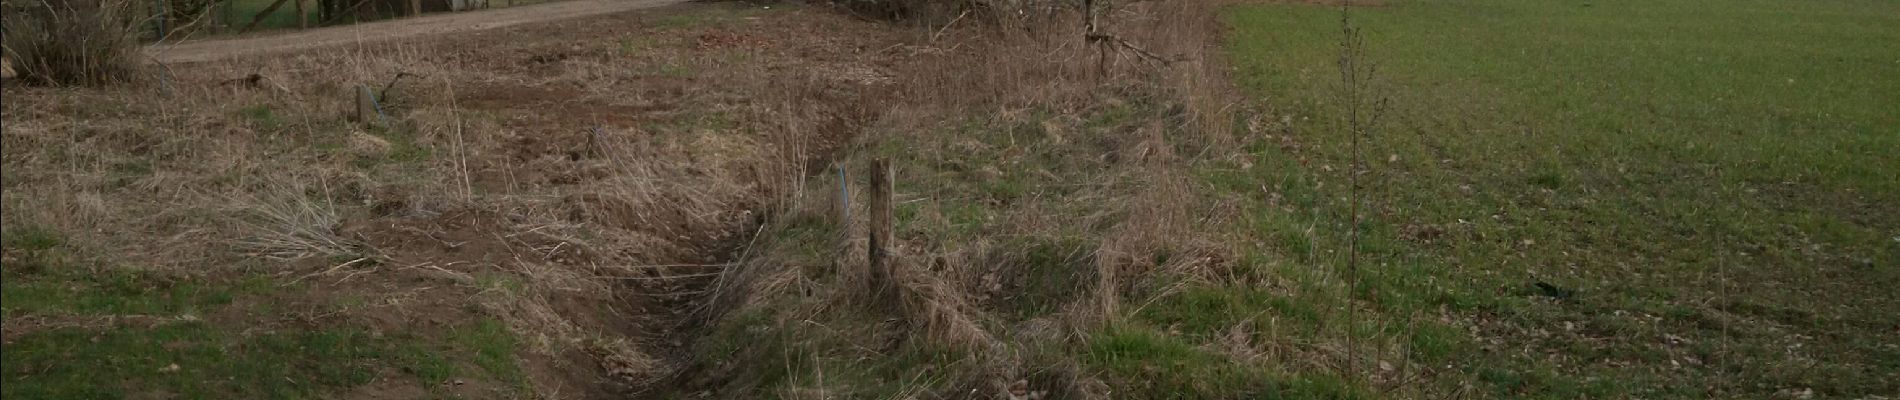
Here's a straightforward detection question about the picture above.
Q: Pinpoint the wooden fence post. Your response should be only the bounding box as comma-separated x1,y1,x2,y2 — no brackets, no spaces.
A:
354,85,377,125
867,158,894,298
296,0,307,28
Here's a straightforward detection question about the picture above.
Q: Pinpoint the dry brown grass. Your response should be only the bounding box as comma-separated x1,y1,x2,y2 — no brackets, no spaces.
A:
676,0,1265,397
1,43,449,270
2,0,148,85
3,0,1276,396
888,0,1243,349
3,4,912,397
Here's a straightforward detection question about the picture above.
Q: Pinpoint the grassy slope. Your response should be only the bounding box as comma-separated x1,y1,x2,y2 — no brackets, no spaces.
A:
679,1,1898,398
7,4,871,398
1,227,525,399
1221,0,1899,397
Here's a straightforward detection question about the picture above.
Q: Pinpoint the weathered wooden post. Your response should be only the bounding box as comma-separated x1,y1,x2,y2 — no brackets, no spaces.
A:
867,158,894,298
296,0,307,28
408,0,421,17
354,85,377,125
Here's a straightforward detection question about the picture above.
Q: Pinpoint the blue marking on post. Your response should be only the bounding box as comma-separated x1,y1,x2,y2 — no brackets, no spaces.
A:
364,84,389,125
839,165,849,222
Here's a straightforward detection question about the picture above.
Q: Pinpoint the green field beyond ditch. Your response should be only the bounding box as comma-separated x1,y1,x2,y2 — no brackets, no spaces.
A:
1218,0,1898,397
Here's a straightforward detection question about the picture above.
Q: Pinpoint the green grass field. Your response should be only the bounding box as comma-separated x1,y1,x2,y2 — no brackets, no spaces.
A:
1217,0,1899,397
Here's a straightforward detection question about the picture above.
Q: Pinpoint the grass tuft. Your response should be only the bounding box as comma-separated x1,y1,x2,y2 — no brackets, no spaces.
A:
1,0,145,86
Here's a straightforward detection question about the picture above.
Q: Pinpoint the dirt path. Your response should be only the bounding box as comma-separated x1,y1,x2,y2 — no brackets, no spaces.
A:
146,0,684,64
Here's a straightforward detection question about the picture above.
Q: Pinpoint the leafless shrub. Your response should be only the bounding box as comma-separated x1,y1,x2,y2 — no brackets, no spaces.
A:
1,0,146,86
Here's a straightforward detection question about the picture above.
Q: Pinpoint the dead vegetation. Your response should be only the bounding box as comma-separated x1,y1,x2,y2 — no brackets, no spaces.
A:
2,3,898,397
667,0,1281,397
1,0,147,85
2,0,1382,397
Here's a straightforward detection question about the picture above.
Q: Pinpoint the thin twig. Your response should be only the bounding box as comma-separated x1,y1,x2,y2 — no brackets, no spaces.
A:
1339,0,1367,384
930,10,971,43
443,75,474,201
601,271,726,281
286,256,371,285
379,71,421,96
601,263,738,269
1089,32,1172,66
